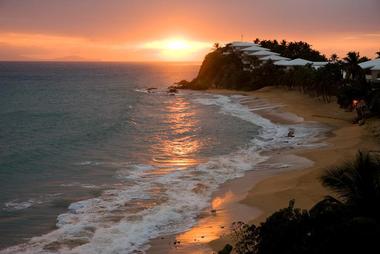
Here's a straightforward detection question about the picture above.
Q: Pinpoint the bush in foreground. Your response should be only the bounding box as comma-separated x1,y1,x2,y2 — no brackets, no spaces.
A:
224,151,380,254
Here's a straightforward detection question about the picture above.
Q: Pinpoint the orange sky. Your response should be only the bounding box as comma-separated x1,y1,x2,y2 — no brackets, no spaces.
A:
0,0,379,61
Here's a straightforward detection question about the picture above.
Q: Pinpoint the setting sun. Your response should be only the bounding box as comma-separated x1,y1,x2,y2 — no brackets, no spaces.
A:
141,38,211,61
166,39,189,50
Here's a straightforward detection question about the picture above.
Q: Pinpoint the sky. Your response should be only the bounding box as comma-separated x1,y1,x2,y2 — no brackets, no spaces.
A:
0,0,379,62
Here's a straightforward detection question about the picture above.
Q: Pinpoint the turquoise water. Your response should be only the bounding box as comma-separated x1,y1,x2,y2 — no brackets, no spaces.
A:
0,62,260,251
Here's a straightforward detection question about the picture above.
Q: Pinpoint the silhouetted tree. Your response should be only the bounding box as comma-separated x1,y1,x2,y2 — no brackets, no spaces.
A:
315,63,343,102
259,40,326,61
329,53,339,63
213,42,221,50
320,151,380,218
225,152,380,254
343,52,367,81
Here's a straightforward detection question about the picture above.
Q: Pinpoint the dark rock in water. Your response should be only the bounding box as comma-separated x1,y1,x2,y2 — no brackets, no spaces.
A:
146,87,157,93
168,87,178,93
174,80,191,88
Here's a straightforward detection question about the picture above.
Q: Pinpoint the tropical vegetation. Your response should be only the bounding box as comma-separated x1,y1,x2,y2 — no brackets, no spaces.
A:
221,151,380,254
176,39,380,116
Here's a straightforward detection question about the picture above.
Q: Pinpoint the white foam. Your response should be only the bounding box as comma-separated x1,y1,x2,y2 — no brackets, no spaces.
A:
2,194,63,212
59,182,100,189
1,94,328,254
193,94,326,150
3,200,34,211
75,161,103,166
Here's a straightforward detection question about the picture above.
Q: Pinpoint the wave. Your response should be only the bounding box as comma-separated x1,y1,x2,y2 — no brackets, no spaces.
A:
193,94,326,150
0,94,328,253
2,194,63,212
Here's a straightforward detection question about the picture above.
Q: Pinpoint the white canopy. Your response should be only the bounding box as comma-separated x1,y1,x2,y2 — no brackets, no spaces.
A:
312,62,328,66
242,45,269,52
259,55,290,61
275,58,313,66
359,58,380,69
248,50,277,57
371,63,380,71
230,41,258,48
274,60,290,66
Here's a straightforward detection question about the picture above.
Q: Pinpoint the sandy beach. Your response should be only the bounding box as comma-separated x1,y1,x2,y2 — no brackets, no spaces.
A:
148,86,380,253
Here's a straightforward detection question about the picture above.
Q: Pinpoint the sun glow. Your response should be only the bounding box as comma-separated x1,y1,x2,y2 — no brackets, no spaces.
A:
166,39,190,50
141,38,211,61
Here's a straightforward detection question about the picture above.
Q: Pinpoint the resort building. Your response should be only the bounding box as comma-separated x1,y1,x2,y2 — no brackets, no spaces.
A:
275,58,312,66
230,41,259,50
226,41,328,72
259,55,290,62
241,45,270,53
359,58,380,82
274,58,328,70
248,50,279,57
312,62,329,70
274,58,311,70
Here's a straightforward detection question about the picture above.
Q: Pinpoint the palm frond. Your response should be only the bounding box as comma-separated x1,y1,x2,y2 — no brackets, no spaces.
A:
320,151,380,214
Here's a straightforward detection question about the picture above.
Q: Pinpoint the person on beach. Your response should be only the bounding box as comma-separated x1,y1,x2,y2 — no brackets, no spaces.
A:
287,128,295,138
352,99,368,125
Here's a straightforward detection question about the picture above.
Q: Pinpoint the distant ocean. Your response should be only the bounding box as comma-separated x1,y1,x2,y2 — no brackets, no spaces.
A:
0,62,324,253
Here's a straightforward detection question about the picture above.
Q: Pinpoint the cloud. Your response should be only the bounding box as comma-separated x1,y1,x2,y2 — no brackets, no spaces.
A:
0,1,378,60
0,32,211,61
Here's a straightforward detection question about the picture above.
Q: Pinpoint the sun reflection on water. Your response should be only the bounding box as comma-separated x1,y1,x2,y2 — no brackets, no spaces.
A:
149,96,202,172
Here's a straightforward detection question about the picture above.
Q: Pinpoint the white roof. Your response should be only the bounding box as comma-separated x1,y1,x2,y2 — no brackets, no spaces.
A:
259,55,290,61
274,60,290,66
275,58,313,66
242,45,269,52
248,50,277,56
313,62,328,66
230,41,258,47
371,63,380,71
359,58,380,69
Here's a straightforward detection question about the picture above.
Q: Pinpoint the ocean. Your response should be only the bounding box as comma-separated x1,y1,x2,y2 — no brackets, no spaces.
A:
0,62,324,253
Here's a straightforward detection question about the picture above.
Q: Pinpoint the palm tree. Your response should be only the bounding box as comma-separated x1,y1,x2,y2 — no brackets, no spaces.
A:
213,42,221,50
343,52,367,81
320,151,380,218
330,53,339,63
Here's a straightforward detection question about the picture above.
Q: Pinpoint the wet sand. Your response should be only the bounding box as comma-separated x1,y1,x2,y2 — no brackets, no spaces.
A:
148,87,380,253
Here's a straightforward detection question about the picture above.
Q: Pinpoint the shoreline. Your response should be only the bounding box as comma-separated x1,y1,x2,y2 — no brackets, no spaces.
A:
210,87,380,251
147,153,314,253
148,86,376,253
